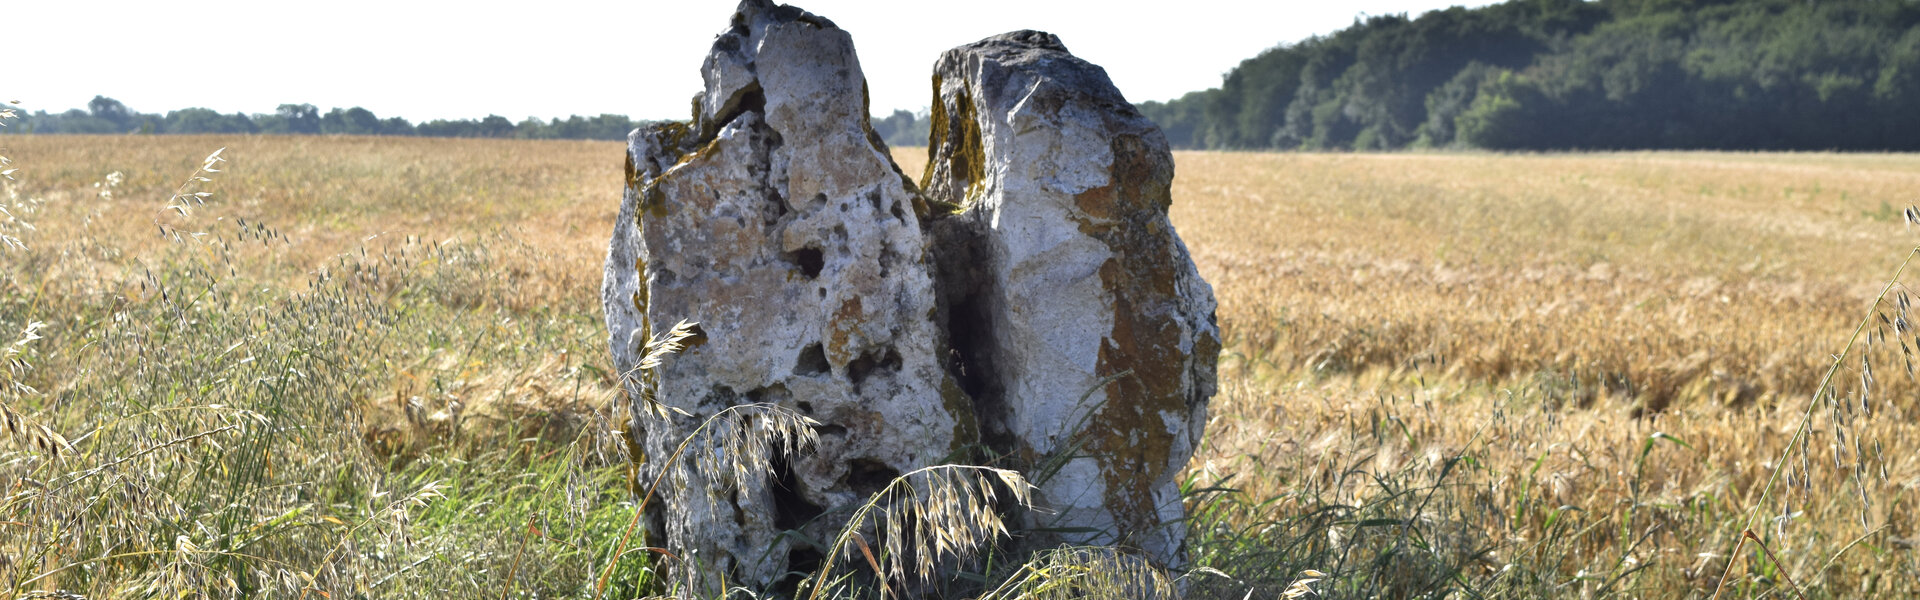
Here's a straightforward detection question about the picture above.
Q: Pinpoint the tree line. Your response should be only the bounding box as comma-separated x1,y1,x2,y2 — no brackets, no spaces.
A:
0,97,651,140
1,97,947,148
1137,0,1920,151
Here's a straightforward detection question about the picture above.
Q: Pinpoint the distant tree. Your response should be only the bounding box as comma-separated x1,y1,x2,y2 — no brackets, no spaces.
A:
87,96,133,131
1454,68,1552,149
276,103,321,134
1416,61,1501,147
321,107,384,135
587,114,641,140
163,108,257,134
380,117,414,136
516,116,553,139
1138,91,1210,148
478,115,514,138
416,119,479,138
49,108,118,134
869,109,930,147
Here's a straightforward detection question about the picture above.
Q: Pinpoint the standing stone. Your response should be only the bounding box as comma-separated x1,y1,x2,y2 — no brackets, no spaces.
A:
604,3,1221,592
602,0,973,590
922,30,1221,566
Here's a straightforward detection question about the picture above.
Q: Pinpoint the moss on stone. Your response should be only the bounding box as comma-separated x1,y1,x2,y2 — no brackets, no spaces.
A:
639,183,669,218
624,148,640,192
924,74,988,211
923,74,948,188
939,373,981,453
924,197,966,216
950,88,986,205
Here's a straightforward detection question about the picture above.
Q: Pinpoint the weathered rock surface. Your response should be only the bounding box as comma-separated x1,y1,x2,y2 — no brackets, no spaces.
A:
923,30,1220,565
603,2,1218,591
603,0,972,589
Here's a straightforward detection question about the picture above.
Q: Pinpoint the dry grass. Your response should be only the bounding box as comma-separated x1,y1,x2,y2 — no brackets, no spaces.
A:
1171,152,1920,409
1157,150,1920,597
1,137,1914,597
3,135,624,453
0,135,637,597
2,135,615,306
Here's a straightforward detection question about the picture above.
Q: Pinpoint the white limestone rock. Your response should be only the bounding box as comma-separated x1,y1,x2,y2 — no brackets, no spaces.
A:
922,30,1222,567
602,0,973,590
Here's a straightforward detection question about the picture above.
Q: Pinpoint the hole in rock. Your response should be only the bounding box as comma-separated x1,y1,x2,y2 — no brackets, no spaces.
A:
846,458,902,499
793,343,830,376
890,200,906,222
846,345,902,386
709,83,765,134
944,297,995,398
652,268,677,286
770,452,826,596
796,401,814,414
747,383,790,404
682,323,709,348
708,384,740,405
813,423,847,436
772,455,826,530
789,247,825,279
774,547,825,596
763,188,787,225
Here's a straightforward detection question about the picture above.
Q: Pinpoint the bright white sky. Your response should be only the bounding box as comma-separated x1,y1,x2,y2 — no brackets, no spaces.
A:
9,0,1498,122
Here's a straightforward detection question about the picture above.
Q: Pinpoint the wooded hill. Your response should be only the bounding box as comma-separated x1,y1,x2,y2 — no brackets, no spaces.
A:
1138,0,1920,151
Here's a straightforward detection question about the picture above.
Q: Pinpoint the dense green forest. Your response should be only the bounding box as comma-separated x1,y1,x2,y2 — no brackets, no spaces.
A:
0,98,649,140
1137,0,1920,151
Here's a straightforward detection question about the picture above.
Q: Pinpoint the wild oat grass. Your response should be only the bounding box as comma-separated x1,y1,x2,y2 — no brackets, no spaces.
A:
804,465,1034,598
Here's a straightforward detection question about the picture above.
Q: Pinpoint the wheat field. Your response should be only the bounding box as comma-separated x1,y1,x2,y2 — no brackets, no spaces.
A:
1,135,1915,597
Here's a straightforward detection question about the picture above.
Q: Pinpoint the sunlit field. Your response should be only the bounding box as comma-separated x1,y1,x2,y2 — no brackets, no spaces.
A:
1,135,1915,597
